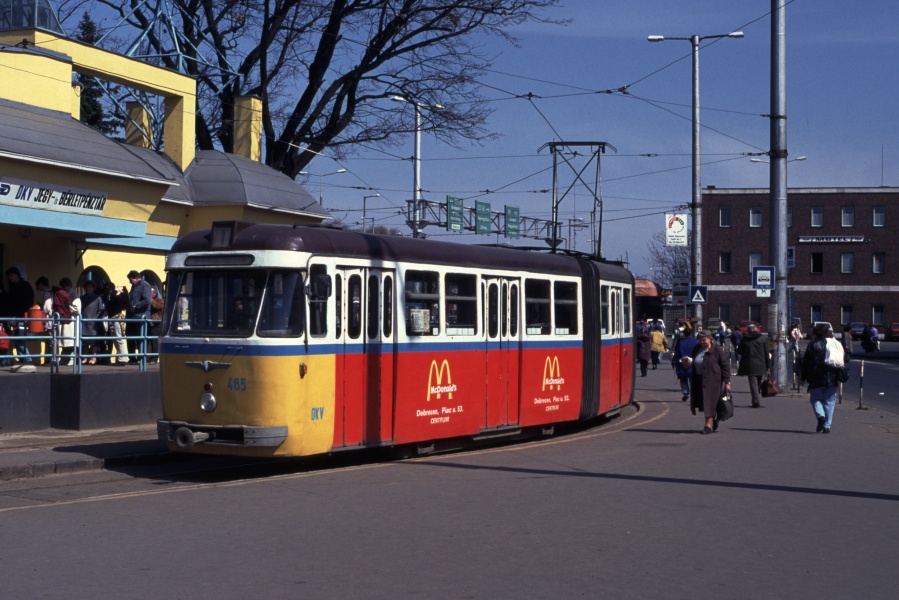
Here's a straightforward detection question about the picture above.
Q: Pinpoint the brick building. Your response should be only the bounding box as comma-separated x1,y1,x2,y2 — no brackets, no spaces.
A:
702,186,898,332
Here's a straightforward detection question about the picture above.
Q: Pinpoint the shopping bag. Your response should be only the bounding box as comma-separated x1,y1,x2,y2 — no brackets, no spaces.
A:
761,378,779,397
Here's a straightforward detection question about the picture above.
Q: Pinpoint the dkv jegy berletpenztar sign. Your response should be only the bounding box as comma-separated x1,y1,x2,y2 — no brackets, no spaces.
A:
0,177,108,216
665,213,688,247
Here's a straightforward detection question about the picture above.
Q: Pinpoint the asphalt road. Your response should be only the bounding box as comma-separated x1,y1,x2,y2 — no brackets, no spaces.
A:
1,369,898,599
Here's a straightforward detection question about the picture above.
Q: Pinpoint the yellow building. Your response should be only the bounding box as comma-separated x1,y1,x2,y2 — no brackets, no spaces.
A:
0,7,327,295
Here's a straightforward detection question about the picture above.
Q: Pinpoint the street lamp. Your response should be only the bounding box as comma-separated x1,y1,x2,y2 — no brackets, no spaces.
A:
363,193,381,233
750,156,806,164
298,168,347,207
391,95,443,238
648,30,744,321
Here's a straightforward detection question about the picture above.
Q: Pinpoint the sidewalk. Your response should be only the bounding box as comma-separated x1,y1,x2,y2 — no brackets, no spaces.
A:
1,357,897,482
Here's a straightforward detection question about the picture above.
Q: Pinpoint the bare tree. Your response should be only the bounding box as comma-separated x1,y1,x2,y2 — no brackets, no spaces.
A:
62,0,563,179
645,230,690,288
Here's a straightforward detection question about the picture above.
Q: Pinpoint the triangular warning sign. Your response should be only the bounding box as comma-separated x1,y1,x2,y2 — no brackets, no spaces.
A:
692,289,706,303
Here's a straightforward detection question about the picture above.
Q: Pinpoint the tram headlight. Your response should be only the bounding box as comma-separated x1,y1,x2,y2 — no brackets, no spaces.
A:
200,392,217,412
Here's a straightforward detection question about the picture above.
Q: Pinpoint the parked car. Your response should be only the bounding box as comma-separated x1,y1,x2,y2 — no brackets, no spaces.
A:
887,322,899,341
848,322,866,340
737,320,760,334
807,321,833,338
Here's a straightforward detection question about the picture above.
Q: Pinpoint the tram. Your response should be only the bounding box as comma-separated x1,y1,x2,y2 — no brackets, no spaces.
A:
157,221,635,457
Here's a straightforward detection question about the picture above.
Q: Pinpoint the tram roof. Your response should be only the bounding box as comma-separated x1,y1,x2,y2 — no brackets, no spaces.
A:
172,221,632,280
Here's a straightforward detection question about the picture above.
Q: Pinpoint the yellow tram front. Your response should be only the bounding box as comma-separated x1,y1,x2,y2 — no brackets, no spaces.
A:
157,228,337,457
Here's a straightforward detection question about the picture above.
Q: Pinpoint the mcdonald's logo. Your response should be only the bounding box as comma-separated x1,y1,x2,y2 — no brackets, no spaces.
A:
542,356,565,391
427,359,457,401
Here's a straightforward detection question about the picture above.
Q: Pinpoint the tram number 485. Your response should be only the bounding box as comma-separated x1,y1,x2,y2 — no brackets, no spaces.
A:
227,377,248,392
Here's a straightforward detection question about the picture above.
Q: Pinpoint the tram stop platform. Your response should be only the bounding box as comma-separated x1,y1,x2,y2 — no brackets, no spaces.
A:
1,350,897,482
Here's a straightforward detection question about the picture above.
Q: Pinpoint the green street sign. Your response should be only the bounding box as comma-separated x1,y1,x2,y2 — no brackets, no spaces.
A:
476,201,491,235
504,205,520,239
447,196,463,232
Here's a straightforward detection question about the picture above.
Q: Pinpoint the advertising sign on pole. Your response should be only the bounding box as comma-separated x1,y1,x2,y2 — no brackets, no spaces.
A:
665,213,688,247
671,273,690,306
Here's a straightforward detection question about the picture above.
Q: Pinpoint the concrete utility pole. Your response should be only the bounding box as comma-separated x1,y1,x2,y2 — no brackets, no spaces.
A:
769,0,789,388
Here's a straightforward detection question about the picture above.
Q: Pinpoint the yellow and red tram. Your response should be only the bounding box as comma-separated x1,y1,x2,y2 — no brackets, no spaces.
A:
157,221,635,457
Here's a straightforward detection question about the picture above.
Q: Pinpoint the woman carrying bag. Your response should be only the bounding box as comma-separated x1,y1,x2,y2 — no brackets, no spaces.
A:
685,330,732,435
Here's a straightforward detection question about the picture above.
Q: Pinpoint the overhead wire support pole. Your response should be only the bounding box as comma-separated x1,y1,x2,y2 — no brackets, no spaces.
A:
769,0,789,389
538,141,616,256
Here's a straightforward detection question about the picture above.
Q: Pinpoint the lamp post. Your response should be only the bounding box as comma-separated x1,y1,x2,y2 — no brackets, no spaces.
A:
391,95,442,238
298,168,347,207
648,30,744,321
363,193,381,233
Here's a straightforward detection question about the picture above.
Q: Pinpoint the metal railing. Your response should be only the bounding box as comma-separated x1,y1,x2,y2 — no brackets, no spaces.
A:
3,314,160,373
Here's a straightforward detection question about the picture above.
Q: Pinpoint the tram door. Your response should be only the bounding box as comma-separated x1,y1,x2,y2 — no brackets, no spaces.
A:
599,284,626,411
484,278,521,428
336,268,395,446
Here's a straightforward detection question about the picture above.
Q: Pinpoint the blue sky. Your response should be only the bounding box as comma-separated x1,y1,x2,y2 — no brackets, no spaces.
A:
313,1,899,277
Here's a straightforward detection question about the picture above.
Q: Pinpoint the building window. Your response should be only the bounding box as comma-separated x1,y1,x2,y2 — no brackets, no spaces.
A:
811,252,823,274
719,253,732,274
787,246,795,271
719,304,731,324
873,305,884,327
841,253,854,274
748,252,762,273
873,252,885,274
748,304,761,323
873,206,886,227
841,206,855,227
811,304,823,323
840,305,853,326
719,206,732,228
787,206,793,228
811,207,823,227
749,207,763,228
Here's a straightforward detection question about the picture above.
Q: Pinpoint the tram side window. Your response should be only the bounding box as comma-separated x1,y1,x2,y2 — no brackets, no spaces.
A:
258,270,305,337
348,274,362,339
367,275,380,339
554,281,579,335
383,276,393,338
404,270,440,336
600,285,610,335
308,264,330,338
445,273,477,336
623,288,632,334
525,278,551,335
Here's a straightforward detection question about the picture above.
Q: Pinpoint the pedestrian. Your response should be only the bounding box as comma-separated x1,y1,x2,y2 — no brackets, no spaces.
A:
126,270,152,362
5,266,35,371
79,281,103,365
840,324,853,362
861,324,876,353
636,327,652,377
671,325,698,403
686,330,731,434
104,282,129,365
650,324,668,369
788,323,802,356
737,322,770,408
730,327,743,364
800,323,842,434
869,324,880,352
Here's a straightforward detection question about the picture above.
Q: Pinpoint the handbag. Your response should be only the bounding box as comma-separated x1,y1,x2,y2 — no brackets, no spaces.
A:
716,390,734,421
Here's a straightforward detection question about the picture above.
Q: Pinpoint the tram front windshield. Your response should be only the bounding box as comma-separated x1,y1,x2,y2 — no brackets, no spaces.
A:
165,270,306,338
